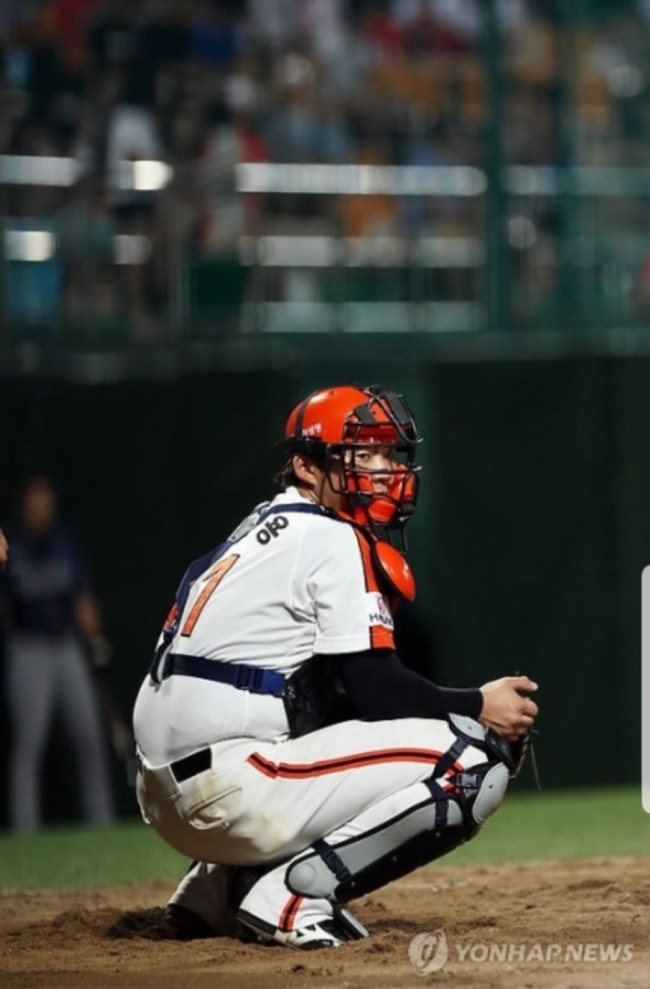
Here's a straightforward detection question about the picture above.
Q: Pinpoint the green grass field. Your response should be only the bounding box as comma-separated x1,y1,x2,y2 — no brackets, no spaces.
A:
0,785,647,892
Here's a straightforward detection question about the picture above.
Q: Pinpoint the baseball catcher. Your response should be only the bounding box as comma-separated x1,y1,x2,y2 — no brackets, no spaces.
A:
133,385,538,949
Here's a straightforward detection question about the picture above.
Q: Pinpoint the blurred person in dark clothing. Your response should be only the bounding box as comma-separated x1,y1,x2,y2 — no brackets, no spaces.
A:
0,477,115,833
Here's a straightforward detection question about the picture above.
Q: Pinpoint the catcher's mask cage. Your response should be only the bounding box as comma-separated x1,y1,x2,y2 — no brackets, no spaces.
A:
277,385,421,535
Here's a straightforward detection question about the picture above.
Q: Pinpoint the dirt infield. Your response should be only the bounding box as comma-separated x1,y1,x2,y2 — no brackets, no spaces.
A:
1,857,648,989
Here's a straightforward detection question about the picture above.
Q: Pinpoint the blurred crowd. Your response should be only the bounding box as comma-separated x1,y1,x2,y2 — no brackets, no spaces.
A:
0,0,559,170
1,0,649,333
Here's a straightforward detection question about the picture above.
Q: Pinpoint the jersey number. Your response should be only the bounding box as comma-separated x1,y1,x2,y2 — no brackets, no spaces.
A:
180,554,239,637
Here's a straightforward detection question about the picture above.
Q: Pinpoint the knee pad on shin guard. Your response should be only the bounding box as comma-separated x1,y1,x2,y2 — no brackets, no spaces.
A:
287,759,509,904
447,714,518,774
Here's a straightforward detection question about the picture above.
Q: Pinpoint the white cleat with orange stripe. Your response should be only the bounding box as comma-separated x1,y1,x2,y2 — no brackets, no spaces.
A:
237,905,369,950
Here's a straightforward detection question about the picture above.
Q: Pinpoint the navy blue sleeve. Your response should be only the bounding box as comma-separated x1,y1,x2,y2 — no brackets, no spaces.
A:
331,649,483,721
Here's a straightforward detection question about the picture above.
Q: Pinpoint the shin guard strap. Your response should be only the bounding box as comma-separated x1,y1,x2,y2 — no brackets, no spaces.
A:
313,839,352,884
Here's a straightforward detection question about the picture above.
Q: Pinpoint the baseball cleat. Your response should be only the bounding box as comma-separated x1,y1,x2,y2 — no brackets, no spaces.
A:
165,862,265,940
164,902,260,941
164,903,221,940
236,905,369,950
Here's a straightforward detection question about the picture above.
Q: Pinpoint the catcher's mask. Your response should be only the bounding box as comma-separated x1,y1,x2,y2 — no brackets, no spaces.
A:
277,385,421,533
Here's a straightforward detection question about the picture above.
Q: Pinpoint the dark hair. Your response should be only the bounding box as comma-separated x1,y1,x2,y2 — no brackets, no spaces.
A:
274,459,299,490
274,445,328,490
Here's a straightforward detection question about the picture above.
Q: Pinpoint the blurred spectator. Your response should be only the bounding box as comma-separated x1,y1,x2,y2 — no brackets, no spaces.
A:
264,53,321,162
48,0,95,69
360,4,403,57
340,138,398,238
635,248,650,317
265,52,354,163
189,1,240,69
87,0,140,83
199,77,271,252
0,529,8,570
0,1,24,43
247,0,299,51
398,110,475,236
394,0,528,51
53,173,117,321
9,9,64,127
395,0,482,53
104,99,162,330
1,477,116,833
300,0,348,69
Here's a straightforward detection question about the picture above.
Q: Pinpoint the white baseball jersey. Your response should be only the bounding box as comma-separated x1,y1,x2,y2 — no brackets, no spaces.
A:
133,487,395,765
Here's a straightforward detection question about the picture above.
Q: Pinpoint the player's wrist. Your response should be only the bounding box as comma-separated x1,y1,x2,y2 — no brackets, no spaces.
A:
438,686,483,720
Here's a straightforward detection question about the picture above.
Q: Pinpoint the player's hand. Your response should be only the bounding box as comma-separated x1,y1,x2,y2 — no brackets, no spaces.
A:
478,675,538,741
0,529,8,570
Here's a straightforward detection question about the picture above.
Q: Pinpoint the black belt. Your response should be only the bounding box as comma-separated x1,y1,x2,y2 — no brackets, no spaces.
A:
170,747,212,783
161,652,285,697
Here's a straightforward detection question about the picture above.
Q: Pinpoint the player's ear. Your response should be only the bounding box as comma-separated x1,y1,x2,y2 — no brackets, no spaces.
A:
292,454,319,488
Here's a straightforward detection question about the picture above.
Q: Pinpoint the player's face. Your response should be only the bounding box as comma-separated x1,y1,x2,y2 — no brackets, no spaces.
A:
293,445,398,511
348,446,396,493
320,445,397,510
21,480,58,534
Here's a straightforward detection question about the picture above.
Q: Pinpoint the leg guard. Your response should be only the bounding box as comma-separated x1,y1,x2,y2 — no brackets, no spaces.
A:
287,720,510,904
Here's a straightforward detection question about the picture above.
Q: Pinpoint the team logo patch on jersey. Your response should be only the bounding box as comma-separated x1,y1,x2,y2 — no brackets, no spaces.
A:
366,591,394,629
257,515,289,544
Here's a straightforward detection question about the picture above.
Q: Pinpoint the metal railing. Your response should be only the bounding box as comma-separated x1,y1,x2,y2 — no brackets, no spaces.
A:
2,157,650,345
